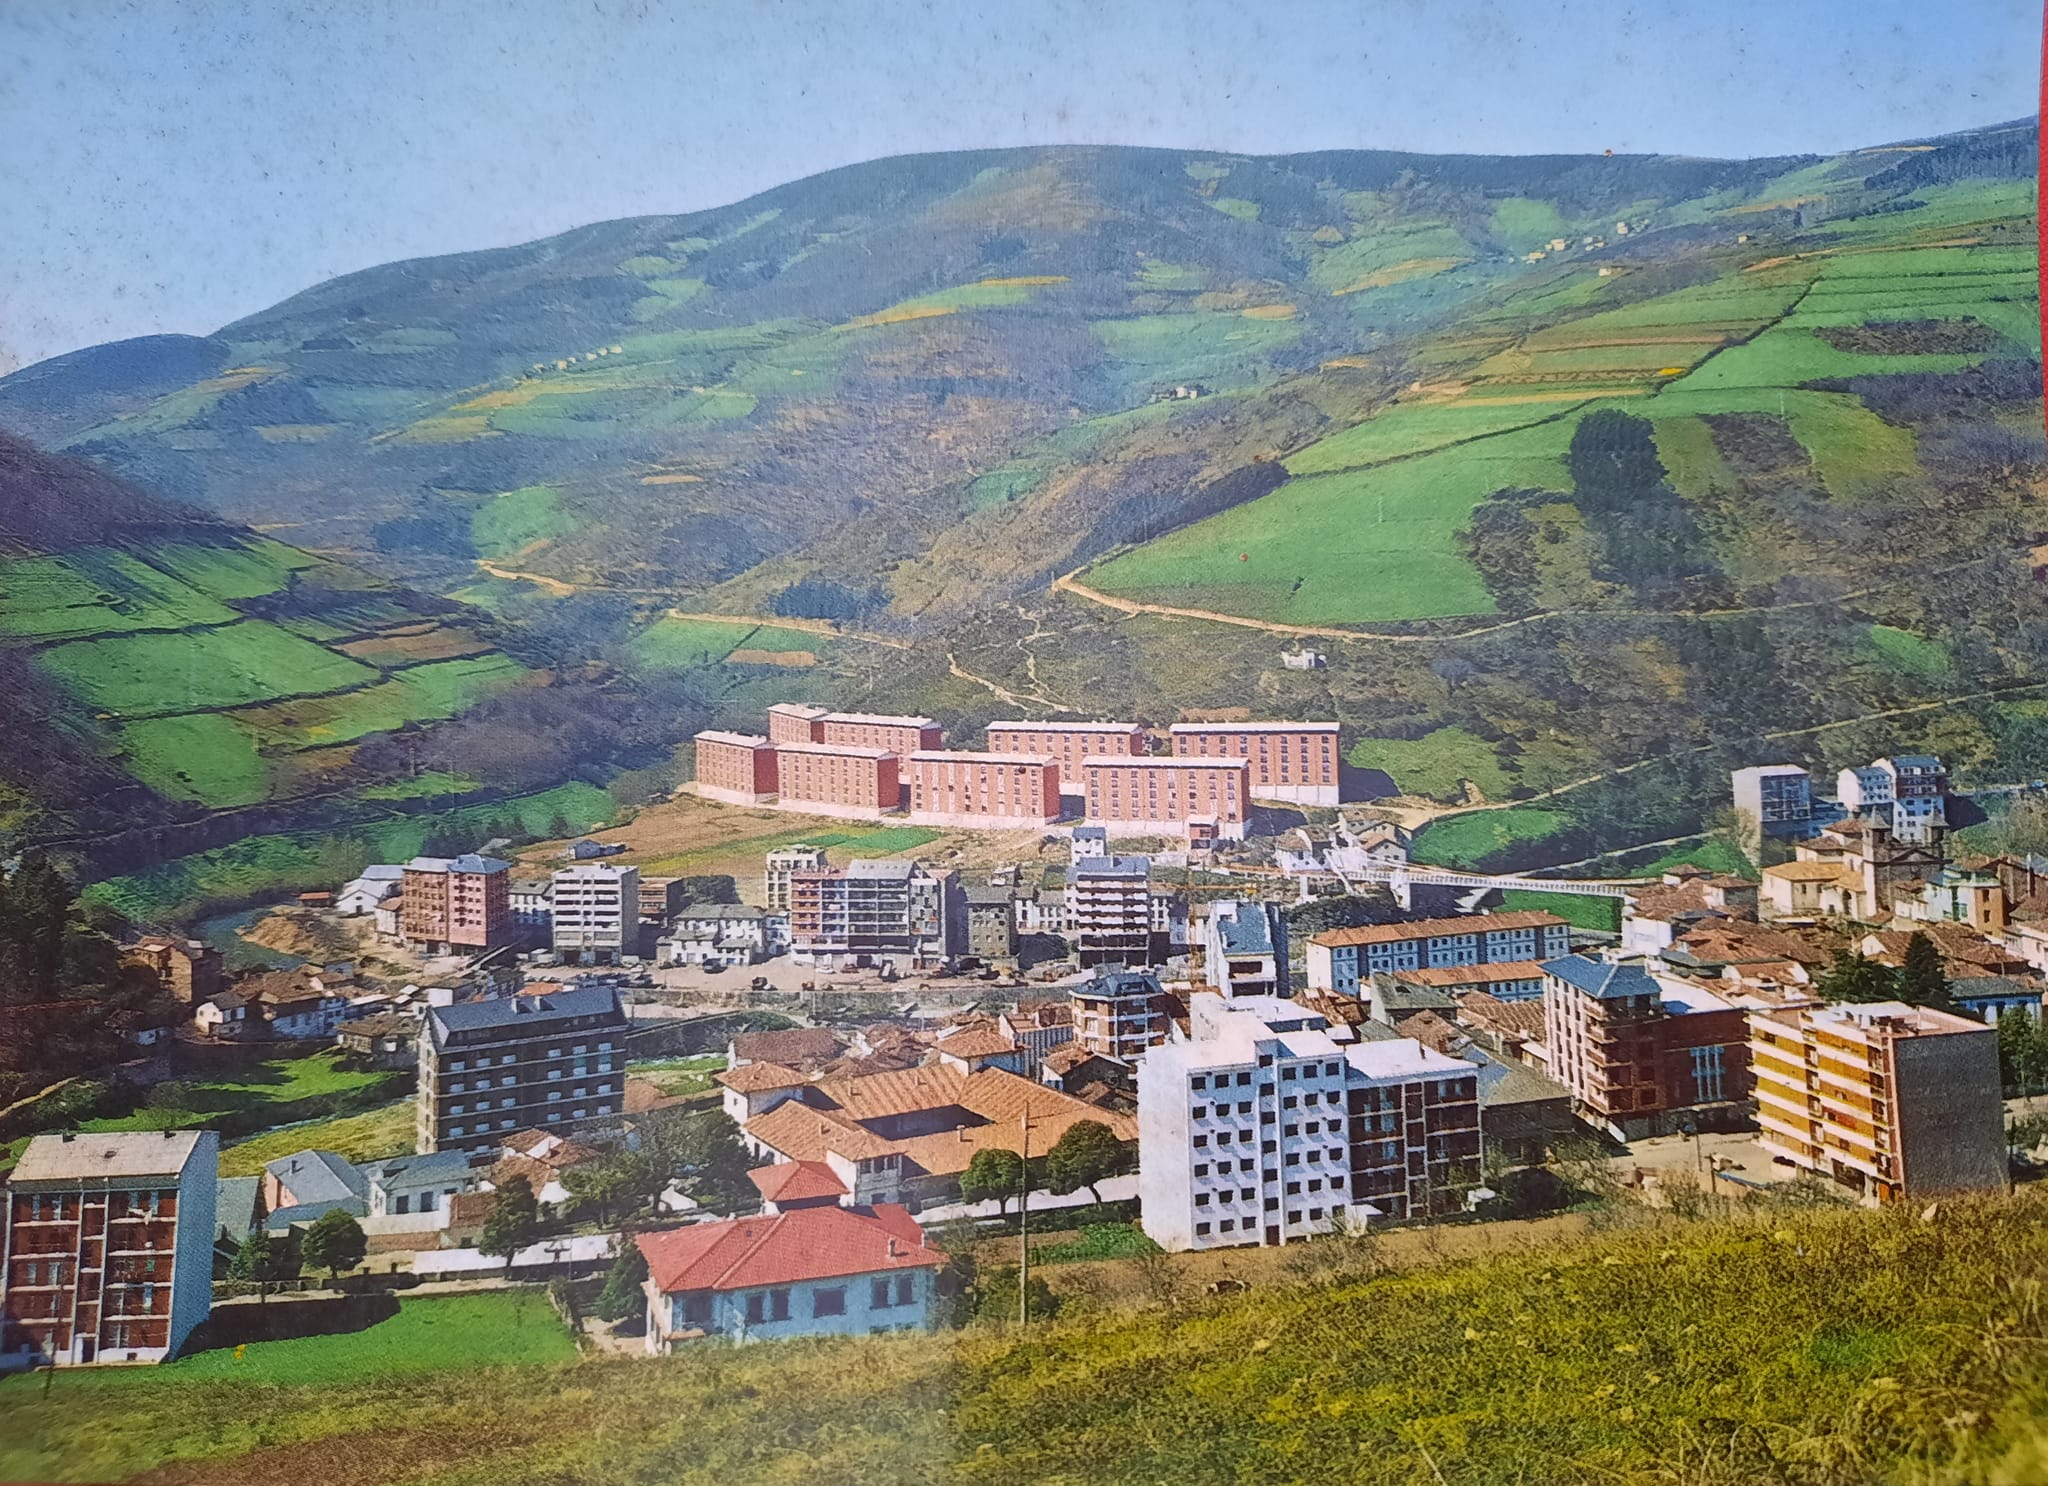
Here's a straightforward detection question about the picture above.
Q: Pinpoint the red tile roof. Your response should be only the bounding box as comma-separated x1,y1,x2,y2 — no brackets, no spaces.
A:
716,1061,811,1094
747,1160,847,1203
636,1203,942,1294
934,1029,1019,1059
732,1027,847,1071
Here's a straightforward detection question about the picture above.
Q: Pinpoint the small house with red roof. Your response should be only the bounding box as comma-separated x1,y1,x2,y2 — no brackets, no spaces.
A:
635,1200,946,1350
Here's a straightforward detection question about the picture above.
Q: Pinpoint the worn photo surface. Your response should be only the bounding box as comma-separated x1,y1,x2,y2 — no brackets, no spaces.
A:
2,2,2047,1482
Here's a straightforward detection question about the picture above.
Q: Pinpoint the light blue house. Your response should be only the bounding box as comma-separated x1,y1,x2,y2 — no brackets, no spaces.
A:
636,1194,946,1350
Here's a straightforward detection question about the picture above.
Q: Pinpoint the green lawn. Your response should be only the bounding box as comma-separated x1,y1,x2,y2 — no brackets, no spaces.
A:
37,621,378,717
1495,888,1620,934
1410,806,1573,869
1346,727,1510,802
219,1097,419,1177
4,1293,571,1406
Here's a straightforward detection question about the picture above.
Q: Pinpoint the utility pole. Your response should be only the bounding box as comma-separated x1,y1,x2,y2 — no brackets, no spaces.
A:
1018,1112,1031,1325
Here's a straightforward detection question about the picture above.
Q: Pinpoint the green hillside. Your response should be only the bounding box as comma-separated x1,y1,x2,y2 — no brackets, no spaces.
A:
9,1195,2048,1485
0,122,2039,890
0,433,561,867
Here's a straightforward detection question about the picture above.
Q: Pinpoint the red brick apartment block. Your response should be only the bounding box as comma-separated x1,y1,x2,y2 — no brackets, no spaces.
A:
817,711,944,754
906,751,1062,828
694,730,781,805
775,742,902,818
985,721,1149,782
1080,756,1250,838
767,703,831,744
1169,721,1341,806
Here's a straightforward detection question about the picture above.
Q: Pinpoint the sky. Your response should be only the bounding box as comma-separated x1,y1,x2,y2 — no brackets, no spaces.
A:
1,0,2038,372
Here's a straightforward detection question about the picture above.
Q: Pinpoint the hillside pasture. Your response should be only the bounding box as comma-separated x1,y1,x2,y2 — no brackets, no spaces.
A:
632,617,765,670
230,654,525,749
1345,726,1511,802
1283,398,1583,477
36,622,378,717
141,537,318,600
82,780,614,922
0,549,237,639
470,485,576,560
1090,311,1302,396
1087,417,1576,624
1410,806,1573,868
332,623,496,667
118,713,271,806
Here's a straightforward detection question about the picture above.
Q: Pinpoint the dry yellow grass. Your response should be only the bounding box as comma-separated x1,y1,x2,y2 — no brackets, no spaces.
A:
1320,355,1373,369
1241,304,1297,319
640,472,705,485
1332,256,1466,296
977,275,1069,287
387,415,495,445
838,304,958,331
724,648,817,667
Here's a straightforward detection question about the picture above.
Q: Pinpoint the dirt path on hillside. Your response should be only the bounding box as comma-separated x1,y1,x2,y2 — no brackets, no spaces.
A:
947,650,1073,712
661,609,914,651
473,558,577,596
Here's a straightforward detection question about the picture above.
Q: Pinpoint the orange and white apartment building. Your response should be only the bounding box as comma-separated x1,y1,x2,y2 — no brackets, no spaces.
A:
1080,756,1251,839
904,751,1062,829
985,721,1149,783
774,742,902,820
694,731,781,806
1169,721,1341,806
1,1131,219,1368
1749,999,2007,1205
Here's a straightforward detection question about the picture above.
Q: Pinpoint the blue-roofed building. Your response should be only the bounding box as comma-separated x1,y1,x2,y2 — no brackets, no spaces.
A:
1541,954,1752,1140
1202,900,1288,998
360,1149,486,1222
417,985,628,1153
260,1149,367,1232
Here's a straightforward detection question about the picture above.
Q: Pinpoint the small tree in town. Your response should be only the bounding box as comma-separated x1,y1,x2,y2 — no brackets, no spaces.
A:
228,1226,290,1303
480,1175,542,1276
563,1151,648,1226
593,1239,650,1324
1817,950,1899,1004
299,1209,367,1283
1045,1120,1122,1203
959,1148,1027,1214
1896,931,1954,1010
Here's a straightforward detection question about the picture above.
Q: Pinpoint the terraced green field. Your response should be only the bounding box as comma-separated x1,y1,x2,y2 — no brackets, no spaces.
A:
1090,311,1303,395
117,713,272,806
0,549,237,639
37,622,378,716
470,485,576,560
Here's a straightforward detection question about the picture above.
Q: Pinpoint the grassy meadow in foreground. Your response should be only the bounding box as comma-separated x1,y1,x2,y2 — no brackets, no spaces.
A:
10,1195,2048,1484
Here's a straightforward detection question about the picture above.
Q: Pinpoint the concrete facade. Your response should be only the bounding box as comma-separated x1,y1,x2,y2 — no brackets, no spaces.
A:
986,721,1148,783
1750,999,2006,1204
416,985,627,1154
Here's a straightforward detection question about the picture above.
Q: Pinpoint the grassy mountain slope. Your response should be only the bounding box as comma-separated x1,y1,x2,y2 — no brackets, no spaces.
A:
1,123,2040,890
0,432,545,854
9,1195,2048,1485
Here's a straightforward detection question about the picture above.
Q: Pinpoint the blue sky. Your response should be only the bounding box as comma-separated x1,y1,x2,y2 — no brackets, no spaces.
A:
1,0,2037,371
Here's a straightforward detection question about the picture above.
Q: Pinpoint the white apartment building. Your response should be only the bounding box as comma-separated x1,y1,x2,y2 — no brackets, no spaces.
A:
765,846,829,914
1137,995,1480,1252
551,864,641,965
